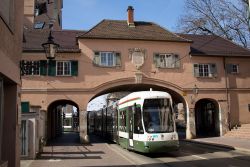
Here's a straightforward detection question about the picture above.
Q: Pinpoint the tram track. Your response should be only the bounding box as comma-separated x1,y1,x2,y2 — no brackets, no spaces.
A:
107,143,169,167
106,140,250,167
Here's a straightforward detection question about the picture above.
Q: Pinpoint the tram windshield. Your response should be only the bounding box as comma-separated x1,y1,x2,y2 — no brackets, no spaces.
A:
143,98,174,133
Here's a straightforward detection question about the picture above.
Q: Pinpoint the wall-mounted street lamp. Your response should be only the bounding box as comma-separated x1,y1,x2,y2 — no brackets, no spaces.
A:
42,30,59,60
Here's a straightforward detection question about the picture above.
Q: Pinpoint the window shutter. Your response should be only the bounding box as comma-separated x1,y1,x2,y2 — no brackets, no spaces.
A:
71,60,78,76
153,53,160,67
174,54,180,68
93,52,100,65
115,52,121,66
20,60,25,76
235,65,239,73
21,102,30,113
226,64,233,73
210,63,217,77
28,61,32,75
48,60,56,76
193,64,199,77
40,60,47,76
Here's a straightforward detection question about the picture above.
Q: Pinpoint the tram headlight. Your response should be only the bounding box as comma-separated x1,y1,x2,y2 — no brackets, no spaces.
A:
147,135,155,141
171,133,178,140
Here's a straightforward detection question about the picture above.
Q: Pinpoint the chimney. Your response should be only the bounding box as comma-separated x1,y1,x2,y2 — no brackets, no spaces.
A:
127,6,135,27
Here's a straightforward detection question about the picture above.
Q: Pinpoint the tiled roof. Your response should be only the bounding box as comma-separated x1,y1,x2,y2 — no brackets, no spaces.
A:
78,19,191,43
179,34,250,57
23,24,250,57
23,30,85,53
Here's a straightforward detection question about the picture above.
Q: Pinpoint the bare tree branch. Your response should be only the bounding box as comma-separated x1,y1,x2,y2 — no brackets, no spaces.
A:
177,0,250,48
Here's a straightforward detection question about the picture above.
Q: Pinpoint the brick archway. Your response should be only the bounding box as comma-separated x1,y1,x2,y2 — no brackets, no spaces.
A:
84,77,191,141
195,98,220,137
47,99,80,141
88,77,185,102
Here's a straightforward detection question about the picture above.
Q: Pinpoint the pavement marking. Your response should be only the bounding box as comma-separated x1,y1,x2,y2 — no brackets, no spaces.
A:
181,150,208,160
191,155,208,160
48,159,62,162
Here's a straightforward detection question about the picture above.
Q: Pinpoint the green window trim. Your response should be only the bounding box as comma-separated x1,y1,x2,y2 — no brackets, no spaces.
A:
21,60,79,77
21,102,30,113
48,60,56,76
71,60,78,76
40,60,47,76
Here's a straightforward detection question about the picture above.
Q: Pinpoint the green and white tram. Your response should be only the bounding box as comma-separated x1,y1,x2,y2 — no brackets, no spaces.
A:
117,91,179,153
88,90,179,153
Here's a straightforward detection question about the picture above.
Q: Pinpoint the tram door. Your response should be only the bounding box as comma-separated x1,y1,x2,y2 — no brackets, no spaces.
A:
128,106,134,147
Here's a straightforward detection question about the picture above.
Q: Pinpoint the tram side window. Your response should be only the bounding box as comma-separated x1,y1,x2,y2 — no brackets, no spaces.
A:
134,106,143,134
119,110,126,132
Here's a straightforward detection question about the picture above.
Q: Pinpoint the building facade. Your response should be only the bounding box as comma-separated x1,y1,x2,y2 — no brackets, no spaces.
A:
20,0,63,159
21,6,250,145
0,0,24,166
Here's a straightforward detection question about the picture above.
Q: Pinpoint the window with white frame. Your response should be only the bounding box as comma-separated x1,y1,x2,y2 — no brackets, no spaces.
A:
100,52,115,66
20,60,40,76
199,64,209,77
93,51,121,67
226,64,239,74
194,63,217,78
56,61,71,76
154,53,180,68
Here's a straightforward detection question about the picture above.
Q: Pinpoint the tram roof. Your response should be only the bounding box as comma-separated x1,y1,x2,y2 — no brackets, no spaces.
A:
119,91,171,105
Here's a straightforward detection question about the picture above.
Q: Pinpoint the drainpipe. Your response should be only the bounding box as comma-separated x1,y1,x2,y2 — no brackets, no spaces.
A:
223,57,230,130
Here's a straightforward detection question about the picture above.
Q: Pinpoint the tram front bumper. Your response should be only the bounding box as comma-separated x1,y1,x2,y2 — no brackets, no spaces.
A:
142,140,179,153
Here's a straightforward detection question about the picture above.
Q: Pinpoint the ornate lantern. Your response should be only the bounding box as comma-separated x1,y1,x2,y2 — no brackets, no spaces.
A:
42,31,59,59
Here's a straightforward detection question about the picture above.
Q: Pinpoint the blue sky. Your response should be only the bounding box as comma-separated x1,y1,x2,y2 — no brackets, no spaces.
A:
62,0,185,32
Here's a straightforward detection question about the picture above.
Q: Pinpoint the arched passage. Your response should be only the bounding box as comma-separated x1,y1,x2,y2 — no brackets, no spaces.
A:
195,99,220,137
87,80,189,139
47,99,80,141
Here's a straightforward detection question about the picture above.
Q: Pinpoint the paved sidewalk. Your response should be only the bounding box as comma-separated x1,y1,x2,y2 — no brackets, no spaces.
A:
185,136,250,154
21,133,135,167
